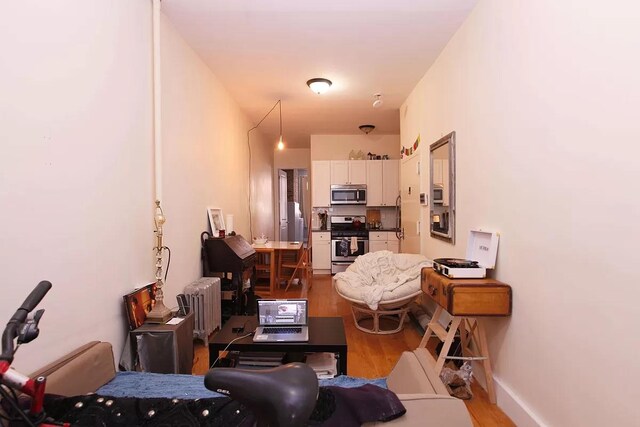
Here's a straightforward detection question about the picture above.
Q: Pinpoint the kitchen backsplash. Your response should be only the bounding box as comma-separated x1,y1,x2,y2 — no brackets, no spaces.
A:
311,206,398,229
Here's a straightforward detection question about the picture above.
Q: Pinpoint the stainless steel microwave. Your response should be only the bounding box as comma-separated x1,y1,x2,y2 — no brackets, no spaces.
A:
330,184,367,205
433,186,444,204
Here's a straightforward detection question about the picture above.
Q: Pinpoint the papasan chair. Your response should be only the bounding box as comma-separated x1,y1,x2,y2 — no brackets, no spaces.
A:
333,251,432,334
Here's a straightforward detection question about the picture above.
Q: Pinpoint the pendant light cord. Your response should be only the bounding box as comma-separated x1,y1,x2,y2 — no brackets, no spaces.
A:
247,100,281,240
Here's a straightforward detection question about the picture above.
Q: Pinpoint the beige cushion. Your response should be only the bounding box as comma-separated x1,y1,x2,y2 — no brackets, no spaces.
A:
381,350,473,427
365,394,473,426
30,341,115,396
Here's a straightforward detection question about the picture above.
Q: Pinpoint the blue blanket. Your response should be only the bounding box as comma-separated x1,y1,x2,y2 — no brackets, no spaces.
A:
97,371,387,399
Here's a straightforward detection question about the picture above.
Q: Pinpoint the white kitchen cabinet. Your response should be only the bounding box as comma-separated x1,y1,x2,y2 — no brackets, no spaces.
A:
366,160,383,206
382,160,400,206
312,232,331,271
312,160,331,207
366,159,399,207
368,231,399,253
348,161,367,184
387,234,400,254
369,240,387,253
330,160,366,185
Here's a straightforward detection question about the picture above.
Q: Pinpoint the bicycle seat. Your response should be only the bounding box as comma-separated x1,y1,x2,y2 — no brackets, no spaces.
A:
204,362,319,427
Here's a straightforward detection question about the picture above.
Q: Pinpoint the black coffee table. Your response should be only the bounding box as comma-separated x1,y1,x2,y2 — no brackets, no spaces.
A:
209,316,348,375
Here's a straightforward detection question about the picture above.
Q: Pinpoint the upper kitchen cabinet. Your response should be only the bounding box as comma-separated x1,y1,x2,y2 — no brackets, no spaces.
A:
312,160,331,207
366,161,383,206
366,160,399,206
330,160,366,185
382,160,400,206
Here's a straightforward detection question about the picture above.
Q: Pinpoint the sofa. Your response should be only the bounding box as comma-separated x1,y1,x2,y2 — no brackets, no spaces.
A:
30,341,472,426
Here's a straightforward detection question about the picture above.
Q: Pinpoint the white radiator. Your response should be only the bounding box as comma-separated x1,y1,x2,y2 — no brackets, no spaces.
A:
184,277,221,341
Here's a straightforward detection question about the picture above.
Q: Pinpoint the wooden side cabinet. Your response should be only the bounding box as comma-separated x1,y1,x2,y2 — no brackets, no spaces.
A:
419,267,512,404
421,268,511,316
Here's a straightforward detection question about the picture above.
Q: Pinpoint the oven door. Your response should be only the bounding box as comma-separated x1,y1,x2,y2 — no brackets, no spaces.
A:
331,238,369,262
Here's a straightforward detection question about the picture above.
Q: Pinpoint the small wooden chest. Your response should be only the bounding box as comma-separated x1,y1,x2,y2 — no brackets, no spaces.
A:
421,267,512,316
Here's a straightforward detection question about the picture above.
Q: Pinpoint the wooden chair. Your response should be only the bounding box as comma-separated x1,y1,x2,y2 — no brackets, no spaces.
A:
280,225,313,292
254,249,276,295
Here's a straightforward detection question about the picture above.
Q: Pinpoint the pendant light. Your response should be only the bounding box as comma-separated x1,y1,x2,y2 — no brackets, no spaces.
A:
277,101,284,150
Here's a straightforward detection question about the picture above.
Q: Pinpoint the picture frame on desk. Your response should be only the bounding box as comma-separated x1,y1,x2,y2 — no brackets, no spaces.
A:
123,283,157,330
207,207,225,236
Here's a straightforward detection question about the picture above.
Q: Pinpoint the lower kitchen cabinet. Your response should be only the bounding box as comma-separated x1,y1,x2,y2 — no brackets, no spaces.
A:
312,232,331,272
369,231,400,254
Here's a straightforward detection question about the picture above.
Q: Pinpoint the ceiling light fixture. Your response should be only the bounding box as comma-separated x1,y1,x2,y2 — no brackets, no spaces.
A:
373,93,383,108
307,78,332,94
359,124,376,135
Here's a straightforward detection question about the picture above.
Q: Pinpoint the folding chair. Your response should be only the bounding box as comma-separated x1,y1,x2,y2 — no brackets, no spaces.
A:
280,223,313,292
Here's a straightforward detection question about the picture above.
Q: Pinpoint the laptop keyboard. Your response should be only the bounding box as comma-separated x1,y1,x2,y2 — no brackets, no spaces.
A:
262,327,302,334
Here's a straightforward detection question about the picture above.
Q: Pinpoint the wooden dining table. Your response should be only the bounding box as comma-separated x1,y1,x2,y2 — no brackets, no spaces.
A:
252,241,302,295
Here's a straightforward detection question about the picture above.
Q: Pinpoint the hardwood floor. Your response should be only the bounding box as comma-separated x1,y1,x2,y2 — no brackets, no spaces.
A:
193,274,515,427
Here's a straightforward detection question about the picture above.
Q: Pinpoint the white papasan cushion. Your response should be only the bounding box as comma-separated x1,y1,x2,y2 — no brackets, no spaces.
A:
334,251,432,310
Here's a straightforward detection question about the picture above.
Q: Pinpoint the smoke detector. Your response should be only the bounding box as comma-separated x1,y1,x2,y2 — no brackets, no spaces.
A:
359,124,375,134
372,94,383,108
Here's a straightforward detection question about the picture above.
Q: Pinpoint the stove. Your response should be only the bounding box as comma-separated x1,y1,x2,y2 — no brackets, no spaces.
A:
330,215,369,274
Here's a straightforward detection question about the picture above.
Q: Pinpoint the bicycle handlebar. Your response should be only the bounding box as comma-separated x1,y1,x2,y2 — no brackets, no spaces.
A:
1,281,52,362
19,281,52,314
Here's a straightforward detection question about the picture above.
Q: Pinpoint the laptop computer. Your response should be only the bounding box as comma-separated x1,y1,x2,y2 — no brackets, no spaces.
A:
253,299,309,342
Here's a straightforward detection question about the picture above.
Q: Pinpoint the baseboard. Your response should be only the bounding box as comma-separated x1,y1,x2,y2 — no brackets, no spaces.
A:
416,299,547,426
495,377,549,427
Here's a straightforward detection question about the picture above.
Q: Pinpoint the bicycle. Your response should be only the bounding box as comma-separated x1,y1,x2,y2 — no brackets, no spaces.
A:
0,281,69,426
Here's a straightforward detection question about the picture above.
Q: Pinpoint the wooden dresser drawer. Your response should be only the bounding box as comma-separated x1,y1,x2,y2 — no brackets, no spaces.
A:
421,268,512,316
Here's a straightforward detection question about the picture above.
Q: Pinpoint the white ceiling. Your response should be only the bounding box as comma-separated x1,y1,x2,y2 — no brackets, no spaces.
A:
162,0,478,148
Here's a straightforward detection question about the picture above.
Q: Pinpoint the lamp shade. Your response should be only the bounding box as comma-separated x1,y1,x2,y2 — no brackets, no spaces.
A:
307,78,332,94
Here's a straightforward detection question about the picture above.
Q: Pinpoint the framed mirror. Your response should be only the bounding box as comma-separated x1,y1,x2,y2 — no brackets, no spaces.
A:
430,132,455,243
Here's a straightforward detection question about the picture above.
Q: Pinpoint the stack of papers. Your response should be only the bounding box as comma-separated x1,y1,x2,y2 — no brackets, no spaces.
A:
238,352,285,369
305,353,337,379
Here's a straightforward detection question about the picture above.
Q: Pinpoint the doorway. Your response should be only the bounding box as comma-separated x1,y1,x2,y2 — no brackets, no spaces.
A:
278,168,310,243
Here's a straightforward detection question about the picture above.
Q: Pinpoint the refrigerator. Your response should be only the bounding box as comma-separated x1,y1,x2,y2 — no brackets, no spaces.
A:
287,202,304,242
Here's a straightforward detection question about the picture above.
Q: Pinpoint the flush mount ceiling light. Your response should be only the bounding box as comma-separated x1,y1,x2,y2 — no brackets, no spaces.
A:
372,93,383,108
307,78,332,94
359,124,376,134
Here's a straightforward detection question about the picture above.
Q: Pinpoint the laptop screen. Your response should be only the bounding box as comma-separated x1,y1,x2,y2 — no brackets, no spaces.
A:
257,299,308,326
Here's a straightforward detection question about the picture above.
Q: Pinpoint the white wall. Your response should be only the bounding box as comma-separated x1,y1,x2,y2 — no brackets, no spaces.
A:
310,134,400,160
0,0,154,372
402,0,640,425
160,14,274,304
274,148,311,170
0,1,273,373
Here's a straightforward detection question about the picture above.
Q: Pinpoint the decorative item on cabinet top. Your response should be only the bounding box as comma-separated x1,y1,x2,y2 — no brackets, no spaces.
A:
349,150,366,160
367,152,389,160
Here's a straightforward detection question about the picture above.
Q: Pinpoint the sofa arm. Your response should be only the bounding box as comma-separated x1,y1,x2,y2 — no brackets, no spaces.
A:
29,341,116,396
387,350,449,396
364,393,473,427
